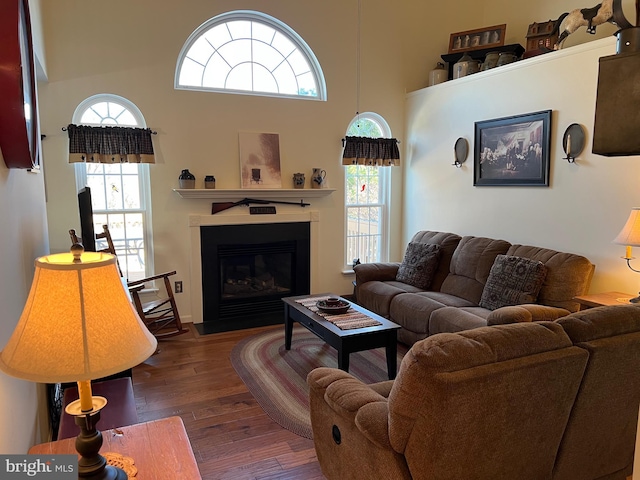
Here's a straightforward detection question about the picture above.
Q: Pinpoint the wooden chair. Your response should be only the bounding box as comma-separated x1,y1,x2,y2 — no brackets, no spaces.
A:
69,225,188,339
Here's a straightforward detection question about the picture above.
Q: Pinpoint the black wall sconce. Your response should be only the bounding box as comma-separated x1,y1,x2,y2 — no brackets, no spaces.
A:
562,123,586,163
452,137,468,167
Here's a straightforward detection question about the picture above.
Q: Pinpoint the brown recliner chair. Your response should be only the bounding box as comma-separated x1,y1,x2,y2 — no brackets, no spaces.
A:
308,322,589,479
553,304,640,480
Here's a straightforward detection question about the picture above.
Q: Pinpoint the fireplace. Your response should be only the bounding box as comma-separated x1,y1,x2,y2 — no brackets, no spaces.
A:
198,222,310,333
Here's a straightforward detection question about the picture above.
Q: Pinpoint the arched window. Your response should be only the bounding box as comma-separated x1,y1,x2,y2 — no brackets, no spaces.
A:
73,94,153,282
344,112,392,266
175,10,326,100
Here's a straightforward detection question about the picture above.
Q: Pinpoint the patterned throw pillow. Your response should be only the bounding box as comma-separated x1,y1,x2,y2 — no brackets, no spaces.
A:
396,243,441,289
480,255,547,310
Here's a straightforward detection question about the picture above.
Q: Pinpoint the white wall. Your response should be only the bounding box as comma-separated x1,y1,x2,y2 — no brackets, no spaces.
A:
0,0,51,453
38,0,452,322
0,160,50,452
404,37,640,296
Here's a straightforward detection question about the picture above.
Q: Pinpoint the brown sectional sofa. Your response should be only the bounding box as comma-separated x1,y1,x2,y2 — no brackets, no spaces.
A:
354,231,595,346
308,304,640,479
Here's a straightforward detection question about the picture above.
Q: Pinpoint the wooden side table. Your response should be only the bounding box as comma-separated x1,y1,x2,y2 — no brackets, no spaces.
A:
573,291,636,310
29,416,201,479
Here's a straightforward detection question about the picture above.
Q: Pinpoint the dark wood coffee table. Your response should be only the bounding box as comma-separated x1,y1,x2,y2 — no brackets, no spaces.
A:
282,294,401,380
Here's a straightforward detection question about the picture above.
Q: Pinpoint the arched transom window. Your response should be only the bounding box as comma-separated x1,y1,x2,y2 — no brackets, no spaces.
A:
175,10,326,100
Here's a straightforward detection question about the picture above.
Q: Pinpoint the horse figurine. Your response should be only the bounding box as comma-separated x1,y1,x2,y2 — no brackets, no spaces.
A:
555,0,634,48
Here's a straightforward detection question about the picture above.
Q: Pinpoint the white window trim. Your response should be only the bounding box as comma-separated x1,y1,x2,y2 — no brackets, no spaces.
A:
344,112,392,270
174,10,327,101
72,94,155,278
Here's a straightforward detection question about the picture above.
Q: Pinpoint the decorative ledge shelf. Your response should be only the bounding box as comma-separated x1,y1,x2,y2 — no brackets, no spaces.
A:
173,188,336,200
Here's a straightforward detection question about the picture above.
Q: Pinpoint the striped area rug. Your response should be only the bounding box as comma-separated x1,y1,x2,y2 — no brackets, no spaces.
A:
230,325,407,439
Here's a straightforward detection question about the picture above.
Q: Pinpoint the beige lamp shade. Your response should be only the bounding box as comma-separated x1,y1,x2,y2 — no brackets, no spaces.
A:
613,208,640,246
0,250,157,383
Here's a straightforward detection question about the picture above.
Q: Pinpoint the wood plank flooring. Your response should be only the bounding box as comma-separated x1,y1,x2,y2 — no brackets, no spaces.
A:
132,323,325,480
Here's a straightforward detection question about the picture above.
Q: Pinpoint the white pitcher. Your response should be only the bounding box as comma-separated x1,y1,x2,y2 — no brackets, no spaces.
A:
311,168,326,188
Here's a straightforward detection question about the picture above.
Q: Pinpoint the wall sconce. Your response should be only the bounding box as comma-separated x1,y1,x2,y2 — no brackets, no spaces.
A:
452,137,468,167
613,207,640,303
562,123,586,163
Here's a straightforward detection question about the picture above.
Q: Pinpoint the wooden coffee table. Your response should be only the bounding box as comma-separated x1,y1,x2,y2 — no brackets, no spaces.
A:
282,293,401,379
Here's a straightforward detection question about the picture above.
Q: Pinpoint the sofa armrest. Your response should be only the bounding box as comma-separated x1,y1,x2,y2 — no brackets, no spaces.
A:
487,304,571,325
308,367,392,449
356,401,393,449
308,368,387,418
354,262,401,285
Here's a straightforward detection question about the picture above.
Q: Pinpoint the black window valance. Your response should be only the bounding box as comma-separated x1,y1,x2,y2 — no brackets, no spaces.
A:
66,124,155,164
342,136,400,166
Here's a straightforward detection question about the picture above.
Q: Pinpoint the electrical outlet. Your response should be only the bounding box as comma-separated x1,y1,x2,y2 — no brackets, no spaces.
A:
174,281,183,294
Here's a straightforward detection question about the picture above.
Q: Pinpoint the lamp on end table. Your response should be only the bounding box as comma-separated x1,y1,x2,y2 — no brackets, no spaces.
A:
0,245,157,479
613,207,640,303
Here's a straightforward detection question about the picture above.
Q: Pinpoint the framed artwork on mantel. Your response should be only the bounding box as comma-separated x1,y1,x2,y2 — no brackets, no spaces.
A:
239,132,282,189
474,110,552,187
448,24,506,54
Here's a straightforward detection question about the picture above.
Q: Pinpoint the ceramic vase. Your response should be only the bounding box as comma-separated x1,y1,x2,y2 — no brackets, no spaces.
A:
179,169,195,189
293,173,305,189
204,175,216,189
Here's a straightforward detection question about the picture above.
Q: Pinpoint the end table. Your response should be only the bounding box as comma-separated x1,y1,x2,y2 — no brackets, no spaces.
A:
573,291,635,310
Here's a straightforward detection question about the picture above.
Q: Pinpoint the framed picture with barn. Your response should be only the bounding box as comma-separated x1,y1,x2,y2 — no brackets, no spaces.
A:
448,24,506,54
473,110,552,187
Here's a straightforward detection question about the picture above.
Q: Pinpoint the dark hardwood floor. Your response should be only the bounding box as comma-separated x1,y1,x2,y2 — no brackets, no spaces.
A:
132,323,325,480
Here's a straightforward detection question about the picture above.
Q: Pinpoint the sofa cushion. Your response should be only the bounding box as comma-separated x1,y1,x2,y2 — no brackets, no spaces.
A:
409,231,461,291
440,236,512,304
357,281,424,319
505,245,594,312
396,243,441,289
487,304,571,325
428,306,489,335
479,255,547,310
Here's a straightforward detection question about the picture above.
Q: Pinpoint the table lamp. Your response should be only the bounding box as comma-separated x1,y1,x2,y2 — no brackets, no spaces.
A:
613,207,640,303
0,245,158,479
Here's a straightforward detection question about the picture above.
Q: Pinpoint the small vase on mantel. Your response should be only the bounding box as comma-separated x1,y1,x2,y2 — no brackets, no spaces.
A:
204,175,216,189
179,169,195,189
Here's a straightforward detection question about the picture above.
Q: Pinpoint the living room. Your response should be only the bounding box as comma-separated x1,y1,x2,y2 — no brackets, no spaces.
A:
1,0,640,476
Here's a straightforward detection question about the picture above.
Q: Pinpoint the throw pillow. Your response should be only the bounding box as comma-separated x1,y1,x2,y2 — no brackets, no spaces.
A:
479,255,547,310
396,243,441,289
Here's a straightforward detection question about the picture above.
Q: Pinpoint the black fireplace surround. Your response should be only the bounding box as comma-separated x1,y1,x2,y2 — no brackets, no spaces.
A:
197,222,310,334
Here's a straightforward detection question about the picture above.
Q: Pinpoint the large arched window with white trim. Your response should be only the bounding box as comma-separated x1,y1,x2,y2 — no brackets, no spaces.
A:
344,112,392,266
73,94,154,282
175,10,326,100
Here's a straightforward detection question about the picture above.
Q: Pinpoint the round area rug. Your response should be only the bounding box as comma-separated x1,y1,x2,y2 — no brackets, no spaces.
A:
231,325,407,439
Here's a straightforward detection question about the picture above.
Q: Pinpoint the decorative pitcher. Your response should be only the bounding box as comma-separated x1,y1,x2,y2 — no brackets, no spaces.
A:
311,168,326,189
293,172,305,189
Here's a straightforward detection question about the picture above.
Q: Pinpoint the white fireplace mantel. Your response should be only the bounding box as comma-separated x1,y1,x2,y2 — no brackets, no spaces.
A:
174,188,335,200
188,211,320,324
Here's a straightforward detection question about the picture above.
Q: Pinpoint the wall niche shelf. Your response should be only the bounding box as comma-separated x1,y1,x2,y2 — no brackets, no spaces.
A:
173,188,336,201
